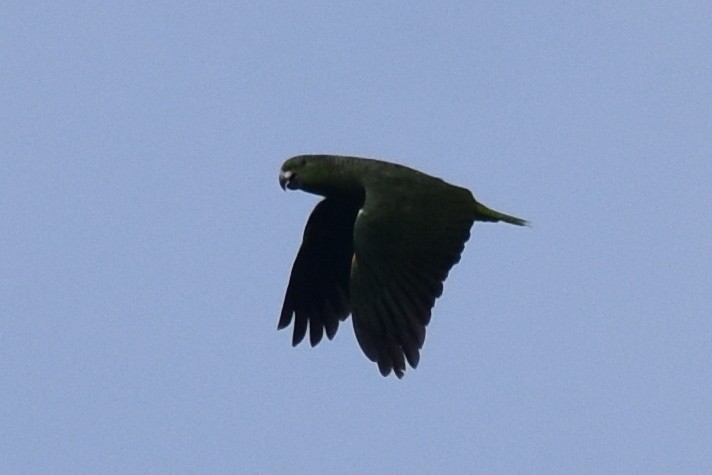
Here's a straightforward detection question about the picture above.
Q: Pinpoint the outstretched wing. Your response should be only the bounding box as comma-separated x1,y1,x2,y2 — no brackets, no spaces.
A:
279,198,360,346
350,178,477,378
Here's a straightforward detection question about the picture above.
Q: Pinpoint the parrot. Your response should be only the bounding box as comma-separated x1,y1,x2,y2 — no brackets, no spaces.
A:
278,154,527,378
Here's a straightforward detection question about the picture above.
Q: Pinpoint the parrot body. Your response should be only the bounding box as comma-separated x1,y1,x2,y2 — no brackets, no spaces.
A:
278,155,526,378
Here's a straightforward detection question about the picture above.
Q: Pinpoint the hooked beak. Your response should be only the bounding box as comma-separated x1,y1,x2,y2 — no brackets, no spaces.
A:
279,171,300,190
279,171,294,190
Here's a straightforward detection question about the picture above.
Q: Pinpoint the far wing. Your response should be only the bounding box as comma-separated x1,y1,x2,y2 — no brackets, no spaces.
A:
279,198,360,347
350,180,476,377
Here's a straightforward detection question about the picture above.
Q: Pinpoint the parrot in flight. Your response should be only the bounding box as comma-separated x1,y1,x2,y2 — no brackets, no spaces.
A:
278,154,527,378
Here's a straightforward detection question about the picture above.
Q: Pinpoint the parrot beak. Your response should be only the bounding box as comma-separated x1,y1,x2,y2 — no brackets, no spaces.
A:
279,170,298,190
279,170,289,190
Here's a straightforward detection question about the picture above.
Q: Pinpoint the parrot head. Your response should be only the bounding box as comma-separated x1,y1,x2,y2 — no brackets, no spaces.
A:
279,155,364,200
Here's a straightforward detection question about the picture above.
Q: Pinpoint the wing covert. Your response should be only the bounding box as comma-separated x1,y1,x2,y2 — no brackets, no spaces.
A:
350,180,477,377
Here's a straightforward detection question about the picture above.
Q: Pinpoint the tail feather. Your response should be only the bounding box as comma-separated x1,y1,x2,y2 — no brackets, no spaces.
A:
474,201,528,226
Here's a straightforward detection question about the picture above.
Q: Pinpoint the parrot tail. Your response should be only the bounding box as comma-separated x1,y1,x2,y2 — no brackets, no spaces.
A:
473,201,528,226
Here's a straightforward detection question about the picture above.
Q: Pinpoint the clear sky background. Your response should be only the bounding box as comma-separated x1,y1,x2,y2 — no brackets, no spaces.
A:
2,2,711,473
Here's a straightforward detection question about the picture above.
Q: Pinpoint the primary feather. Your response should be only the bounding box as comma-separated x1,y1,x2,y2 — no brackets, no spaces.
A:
278,155,527,378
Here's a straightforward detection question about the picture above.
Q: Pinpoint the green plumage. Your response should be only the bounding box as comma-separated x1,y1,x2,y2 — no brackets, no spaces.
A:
279,155,527,378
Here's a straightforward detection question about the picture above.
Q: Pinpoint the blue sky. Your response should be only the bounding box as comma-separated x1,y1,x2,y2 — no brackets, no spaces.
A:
2,2,711,473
